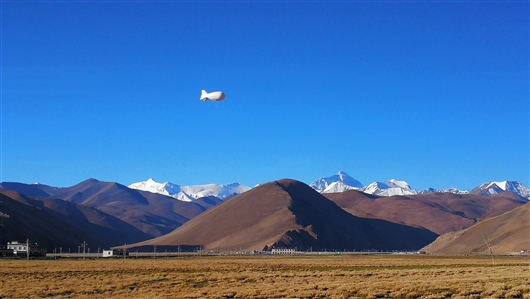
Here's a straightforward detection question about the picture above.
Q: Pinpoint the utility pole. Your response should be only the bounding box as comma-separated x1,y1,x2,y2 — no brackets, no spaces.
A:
484,236,495,265
26,239,29,261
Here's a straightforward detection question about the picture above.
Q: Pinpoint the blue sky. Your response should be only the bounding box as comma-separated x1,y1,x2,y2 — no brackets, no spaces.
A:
1,1,528,190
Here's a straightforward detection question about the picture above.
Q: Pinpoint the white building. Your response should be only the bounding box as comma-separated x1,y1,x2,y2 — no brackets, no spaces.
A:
7,241,29,255
6,241,44,257
102,250,113,257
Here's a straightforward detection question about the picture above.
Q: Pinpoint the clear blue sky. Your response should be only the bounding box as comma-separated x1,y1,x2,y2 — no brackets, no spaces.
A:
1,1,528,190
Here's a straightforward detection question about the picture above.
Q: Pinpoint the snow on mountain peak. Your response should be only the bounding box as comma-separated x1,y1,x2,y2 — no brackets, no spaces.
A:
321,181,359,193
484,181,516,192
179,183,251,200
385,179,411,190
130,175,529,203
310,171,363,192
128,178,251,201
420,187,468,195
358,180,417,197
312,173,417,197
128,178,177,197
470,181,530,199
311,172,417,196
491,181,508,191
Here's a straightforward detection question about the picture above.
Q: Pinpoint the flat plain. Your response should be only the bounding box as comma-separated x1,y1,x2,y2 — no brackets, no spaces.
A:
1,255,528,298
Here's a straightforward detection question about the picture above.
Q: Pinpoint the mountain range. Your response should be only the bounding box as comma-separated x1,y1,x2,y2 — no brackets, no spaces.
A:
310,171,530,199
1,173,528,254
126,173,530,201
128,178,250,202
324,190,525,235
126,179,438,252
0,189,151,250
0,179,214,244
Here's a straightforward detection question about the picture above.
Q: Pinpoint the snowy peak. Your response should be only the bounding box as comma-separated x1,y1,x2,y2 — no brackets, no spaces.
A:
128,179,251,202
129,175,529,202
128,178,181,198
384,179,411,190
491,181,508,191
312,172,529,200
359,180,417,197
179,183,251,200
310,171,363,192
321,181,359,193
421,187,468,195
469,181,530,199
313,172,417,196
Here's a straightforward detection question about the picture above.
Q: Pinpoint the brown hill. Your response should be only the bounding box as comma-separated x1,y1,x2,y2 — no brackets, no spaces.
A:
0,189,150,248
0,182,59,197
1,190,107,249
421,203,530,255
325,191,526,235
127,179,437,252
1,179,209,238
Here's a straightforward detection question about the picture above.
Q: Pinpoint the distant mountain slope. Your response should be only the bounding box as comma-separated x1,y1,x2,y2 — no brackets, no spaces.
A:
0,182,58,197
0,189,151,248
0,190,105,252
421,203,530,255
325,191,526,235
1,179,210,238
127,179,437,252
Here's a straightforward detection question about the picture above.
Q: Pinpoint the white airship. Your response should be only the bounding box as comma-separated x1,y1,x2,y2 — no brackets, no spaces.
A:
200,90,226,102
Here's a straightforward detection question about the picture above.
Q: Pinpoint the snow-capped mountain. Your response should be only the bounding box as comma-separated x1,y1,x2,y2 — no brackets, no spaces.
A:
179,183,251,200
384,179,412,190
128,178,183,198
469,181,530,199
128,178,251,202
420,187,468,195
359,180,418,197
312,172,416,196
310,171,363,192
311,172,529,200
322,181,359,193
130,175,529,203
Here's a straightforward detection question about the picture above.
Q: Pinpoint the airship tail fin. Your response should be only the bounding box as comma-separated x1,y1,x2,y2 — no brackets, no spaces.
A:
200,90,208,101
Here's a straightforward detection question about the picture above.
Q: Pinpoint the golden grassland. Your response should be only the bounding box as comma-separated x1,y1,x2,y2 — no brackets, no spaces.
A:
0,255,528,298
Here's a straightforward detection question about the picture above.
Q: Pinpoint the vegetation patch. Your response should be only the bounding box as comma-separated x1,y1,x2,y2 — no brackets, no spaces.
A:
0,255,528,298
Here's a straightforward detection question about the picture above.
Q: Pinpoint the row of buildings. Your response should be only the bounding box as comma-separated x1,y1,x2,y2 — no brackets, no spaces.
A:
0,241,130,258
1,241,300,258
0,241,47,258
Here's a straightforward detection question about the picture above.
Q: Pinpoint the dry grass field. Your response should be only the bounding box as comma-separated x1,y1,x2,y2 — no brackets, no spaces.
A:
0,255,528,298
